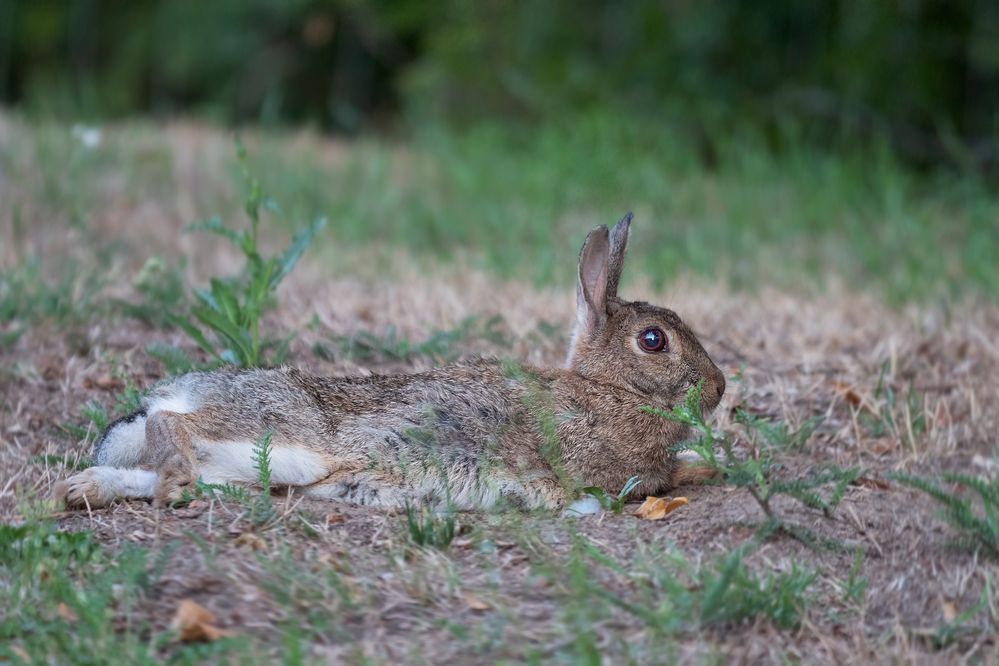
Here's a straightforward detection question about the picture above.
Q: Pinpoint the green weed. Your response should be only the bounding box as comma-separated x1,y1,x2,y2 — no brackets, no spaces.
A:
735,409,822,451
173,143,326,368
580,476,642,515
643,382,859,526
891,458,999,558
191,431,276,527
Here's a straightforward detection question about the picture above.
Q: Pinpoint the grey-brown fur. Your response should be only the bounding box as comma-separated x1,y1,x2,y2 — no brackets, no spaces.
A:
56,215,725,511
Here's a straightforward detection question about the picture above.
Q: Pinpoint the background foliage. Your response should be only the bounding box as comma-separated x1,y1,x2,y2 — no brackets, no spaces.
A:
2,0,997,168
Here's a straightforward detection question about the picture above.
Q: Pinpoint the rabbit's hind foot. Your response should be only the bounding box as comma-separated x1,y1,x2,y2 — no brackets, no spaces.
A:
53,466,158,508
670,449,722,486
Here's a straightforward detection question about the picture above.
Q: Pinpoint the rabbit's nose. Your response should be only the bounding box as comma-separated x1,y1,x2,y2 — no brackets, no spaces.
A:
710,370,726,405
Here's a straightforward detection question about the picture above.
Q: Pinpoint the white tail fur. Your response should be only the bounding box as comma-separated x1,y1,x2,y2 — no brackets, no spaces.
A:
94,411,148,467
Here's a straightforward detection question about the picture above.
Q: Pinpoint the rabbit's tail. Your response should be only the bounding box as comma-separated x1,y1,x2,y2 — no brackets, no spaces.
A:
94,410,149,468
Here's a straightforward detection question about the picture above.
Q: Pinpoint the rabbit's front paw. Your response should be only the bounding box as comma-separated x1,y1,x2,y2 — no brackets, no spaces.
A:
562,494,603,518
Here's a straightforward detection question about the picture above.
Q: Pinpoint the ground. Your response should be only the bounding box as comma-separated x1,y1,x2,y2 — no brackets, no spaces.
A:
1,115,998,663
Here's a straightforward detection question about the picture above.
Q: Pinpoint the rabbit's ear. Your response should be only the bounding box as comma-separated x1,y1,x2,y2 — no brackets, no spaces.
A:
606,212,632,298
574,225,611,340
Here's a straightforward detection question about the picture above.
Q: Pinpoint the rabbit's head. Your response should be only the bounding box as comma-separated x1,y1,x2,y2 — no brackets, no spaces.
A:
566,213,726,413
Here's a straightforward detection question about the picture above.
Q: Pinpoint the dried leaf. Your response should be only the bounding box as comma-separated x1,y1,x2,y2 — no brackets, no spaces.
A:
234,532,266,551
852,476,892,491
635,496,689,520
832,381,863,408
56,602,78,623
324,511,346,525
942,600,957,623
171,599,234,643
174,500,208,519
462,592,491,611
868,438,898,456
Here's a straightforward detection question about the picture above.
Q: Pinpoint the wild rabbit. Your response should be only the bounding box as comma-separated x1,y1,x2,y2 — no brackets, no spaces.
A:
55,214,726,513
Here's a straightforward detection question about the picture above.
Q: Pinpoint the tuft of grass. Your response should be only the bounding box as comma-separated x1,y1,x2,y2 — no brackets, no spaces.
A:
0,260,105,326
580,476,641,515
172,142,326,368
891,458,999,558
643,382,859,527
0,515,153,663
404,504,456,549
555,533,815,636
860,362,927,450
61,383,146,447
115,257,188,328
842,550,868,605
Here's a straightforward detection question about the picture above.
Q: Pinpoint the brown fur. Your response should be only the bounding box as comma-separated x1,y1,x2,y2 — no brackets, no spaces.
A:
56,215,725,511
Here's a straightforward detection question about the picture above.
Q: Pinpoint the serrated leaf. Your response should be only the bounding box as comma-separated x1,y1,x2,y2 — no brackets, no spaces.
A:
186,217,242,245
270,216,327,290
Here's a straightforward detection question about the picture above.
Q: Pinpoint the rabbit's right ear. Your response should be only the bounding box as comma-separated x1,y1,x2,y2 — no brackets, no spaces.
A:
606,212,632,298
574,225,611,341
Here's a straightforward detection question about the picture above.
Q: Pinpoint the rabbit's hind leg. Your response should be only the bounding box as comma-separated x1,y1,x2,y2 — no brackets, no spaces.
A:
145,409,201,506
304,470,411,507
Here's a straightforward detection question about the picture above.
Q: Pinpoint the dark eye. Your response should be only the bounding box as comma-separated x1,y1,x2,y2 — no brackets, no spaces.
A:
637,327,668,353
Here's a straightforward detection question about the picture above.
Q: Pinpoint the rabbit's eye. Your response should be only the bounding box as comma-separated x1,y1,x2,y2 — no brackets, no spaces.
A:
637,327,668,353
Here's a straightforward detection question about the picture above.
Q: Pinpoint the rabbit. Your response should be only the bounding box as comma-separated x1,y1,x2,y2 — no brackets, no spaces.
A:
54,213,726,513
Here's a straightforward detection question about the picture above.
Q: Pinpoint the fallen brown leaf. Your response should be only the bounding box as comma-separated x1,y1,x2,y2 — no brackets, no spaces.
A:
462,592,491,611
171,599,234,642
635,496,689,520
942,600,957,623
868,438,898,456
832,381,863,408
83,374,124,391
852,476,892,491
234,532,266,551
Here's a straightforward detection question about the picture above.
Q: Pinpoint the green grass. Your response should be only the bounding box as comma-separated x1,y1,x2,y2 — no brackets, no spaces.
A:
242,113,999,302
404,504,457,549
547,532,816,639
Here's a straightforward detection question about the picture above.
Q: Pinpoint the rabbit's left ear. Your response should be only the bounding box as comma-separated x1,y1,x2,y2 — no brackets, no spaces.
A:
574,225,611,340
606,212,632,298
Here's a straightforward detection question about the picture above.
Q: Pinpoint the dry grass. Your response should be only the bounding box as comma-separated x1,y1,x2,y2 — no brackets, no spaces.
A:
2,115,998,663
